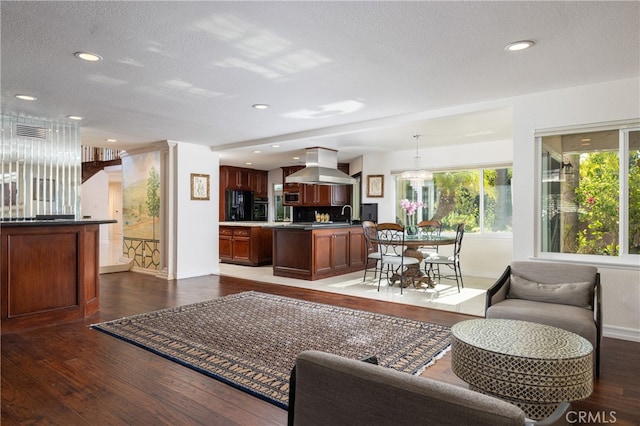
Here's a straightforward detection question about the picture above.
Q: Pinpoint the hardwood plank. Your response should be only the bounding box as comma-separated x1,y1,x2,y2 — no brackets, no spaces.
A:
2,271,639,425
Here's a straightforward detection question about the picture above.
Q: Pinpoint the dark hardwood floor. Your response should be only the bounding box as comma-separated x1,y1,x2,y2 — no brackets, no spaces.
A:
2,272,639,425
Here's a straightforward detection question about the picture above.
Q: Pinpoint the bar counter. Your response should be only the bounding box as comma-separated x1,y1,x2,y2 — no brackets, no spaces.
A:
1,219,115,332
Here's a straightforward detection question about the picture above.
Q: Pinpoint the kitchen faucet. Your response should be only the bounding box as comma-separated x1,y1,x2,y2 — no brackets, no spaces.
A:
341,204,352,224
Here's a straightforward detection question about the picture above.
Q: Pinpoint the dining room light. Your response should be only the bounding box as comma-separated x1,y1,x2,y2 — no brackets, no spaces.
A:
252,104,269,110
401,134,433,182
66,115,84,121
505,40,535,52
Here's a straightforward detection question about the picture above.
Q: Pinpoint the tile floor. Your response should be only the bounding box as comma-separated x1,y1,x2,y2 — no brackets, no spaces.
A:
219,263,493,317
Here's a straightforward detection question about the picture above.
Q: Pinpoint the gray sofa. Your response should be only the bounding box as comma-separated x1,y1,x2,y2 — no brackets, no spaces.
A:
485,260,601,377
288,350,568,426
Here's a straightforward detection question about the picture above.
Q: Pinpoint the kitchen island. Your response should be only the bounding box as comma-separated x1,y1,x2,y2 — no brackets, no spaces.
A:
1,218,115,332
269,222,366,280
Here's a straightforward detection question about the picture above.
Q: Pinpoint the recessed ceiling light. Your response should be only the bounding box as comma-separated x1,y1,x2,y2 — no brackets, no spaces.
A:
252,104,269,110
14,94,37,101
292,156,300,160
253,150,261,154
271,144,280,148
505,40,535,52
66,115,84,120
105,138,117,143
74,51,103,62
245,162,253,165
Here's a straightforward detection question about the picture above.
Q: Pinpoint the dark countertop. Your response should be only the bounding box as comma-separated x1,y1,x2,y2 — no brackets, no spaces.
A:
265,222,360,230
0,218,117,227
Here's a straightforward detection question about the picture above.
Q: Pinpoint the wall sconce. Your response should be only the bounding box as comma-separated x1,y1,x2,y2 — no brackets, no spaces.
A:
561,160,574,175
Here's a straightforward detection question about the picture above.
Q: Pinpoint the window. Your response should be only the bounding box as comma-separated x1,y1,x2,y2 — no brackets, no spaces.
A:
394,167,512,233
539,127,639,258
273,184,291,222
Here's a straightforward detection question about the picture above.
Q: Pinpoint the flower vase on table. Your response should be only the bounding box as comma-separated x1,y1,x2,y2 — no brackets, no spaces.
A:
399,198,423,236
406,225,419,235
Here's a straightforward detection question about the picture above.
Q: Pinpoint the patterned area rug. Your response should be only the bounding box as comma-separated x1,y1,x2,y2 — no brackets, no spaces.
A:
91,291,451,409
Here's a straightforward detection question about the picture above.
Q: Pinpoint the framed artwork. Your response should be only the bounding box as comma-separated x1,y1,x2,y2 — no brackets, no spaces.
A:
367,175,384,198
190,173,210,200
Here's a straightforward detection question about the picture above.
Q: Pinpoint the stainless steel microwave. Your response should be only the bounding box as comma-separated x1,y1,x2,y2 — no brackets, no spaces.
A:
284,192,300,203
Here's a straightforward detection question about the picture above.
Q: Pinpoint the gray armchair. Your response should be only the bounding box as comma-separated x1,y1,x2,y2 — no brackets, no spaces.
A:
288,350,568,426
485,261,601,377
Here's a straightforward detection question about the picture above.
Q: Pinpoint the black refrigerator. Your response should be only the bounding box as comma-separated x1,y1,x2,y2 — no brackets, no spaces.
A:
225,190,253,221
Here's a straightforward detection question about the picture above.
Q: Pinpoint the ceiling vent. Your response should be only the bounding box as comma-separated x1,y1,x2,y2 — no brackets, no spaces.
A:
15,124,49,140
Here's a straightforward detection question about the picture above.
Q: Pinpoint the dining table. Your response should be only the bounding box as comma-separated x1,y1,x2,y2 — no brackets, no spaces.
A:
371,233,455,289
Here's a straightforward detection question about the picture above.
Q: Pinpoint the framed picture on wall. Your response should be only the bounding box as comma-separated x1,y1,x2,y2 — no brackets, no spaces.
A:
190,173,210,200
367,175,384,198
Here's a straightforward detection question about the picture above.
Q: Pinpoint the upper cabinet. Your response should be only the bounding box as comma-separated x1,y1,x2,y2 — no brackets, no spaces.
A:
282,166,304,192
250,170,269,198
220,166,268,195
219,166,270,220
331,164,350,206
221,166,250,191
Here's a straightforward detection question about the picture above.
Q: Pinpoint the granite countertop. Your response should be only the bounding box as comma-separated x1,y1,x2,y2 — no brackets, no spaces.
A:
220,221,360,230
264,221,359,230
220,221,289,227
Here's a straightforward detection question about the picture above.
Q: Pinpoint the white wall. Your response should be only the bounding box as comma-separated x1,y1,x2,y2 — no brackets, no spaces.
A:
80,170,110,243
175,142,220,278
512,77,640,341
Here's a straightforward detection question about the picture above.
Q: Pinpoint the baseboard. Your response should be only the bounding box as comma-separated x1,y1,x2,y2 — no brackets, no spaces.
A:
603,325,640,342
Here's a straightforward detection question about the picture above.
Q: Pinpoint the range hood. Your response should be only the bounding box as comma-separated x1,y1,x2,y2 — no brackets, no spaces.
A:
285,147,355,185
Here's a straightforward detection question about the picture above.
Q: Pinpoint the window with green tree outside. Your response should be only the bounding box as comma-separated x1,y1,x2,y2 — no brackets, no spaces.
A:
540,127,639,257
394,167,512,234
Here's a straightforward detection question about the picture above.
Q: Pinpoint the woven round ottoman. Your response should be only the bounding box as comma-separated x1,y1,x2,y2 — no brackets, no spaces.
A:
451,319,593,420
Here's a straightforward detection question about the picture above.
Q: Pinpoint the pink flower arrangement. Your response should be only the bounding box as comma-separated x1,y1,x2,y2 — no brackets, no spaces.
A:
400,199,423,215
400,199,423,226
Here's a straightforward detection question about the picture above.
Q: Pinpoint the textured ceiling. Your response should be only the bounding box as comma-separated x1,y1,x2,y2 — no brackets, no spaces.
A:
1,1,638,169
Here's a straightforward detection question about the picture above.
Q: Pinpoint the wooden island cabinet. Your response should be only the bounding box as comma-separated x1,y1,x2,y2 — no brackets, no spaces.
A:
271,224,366,280
1,219,115,333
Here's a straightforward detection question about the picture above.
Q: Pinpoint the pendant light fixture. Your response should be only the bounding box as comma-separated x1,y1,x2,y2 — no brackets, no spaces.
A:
401,134,433,183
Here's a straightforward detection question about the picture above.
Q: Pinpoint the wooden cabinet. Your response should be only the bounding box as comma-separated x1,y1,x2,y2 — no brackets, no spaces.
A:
219,227,234,260
313,229,350,275
251,170,269,198
219,225,272,266
331,184,349,206
272,225,365,280
1,221,111,332
303,184,331,206
221,166,250,190
282,166,303,206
